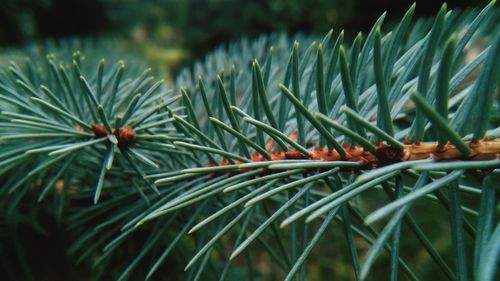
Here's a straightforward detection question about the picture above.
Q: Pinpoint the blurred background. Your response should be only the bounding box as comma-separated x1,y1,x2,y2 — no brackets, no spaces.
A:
0,0,490,79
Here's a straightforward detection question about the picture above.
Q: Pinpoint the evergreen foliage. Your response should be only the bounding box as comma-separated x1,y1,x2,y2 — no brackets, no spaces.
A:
0,2,499,281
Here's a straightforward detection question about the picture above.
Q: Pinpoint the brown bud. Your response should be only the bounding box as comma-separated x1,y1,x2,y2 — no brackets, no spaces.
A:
92,124,108,138
285,150,308,159
116,127,136,149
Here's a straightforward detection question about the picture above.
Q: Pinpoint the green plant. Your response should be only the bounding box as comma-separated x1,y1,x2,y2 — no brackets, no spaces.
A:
1,2,499,281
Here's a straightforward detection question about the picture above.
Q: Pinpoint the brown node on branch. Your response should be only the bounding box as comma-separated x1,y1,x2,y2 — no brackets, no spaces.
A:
310,147,341,161
271,151,286,161
284,150,309,159
376,144,404,165
92,124,108,138
433,143,465,160
251,152,267,162
90,124,137,150
468,138,500,160
402,142,437,160
114,127,136,149
402,139,500,161
346,145,379,169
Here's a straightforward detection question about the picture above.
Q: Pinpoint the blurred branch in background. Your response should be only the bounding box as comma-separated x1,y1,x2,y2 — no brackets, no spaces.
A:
0,0,491,81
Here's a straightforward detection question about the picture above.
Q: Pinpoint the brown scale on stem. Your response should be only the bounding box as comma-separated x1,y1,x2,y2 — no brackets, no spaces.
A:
376,144,403,165
90,124,137,150
208,138,500,174
115,127,136,149
91,124,108,138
